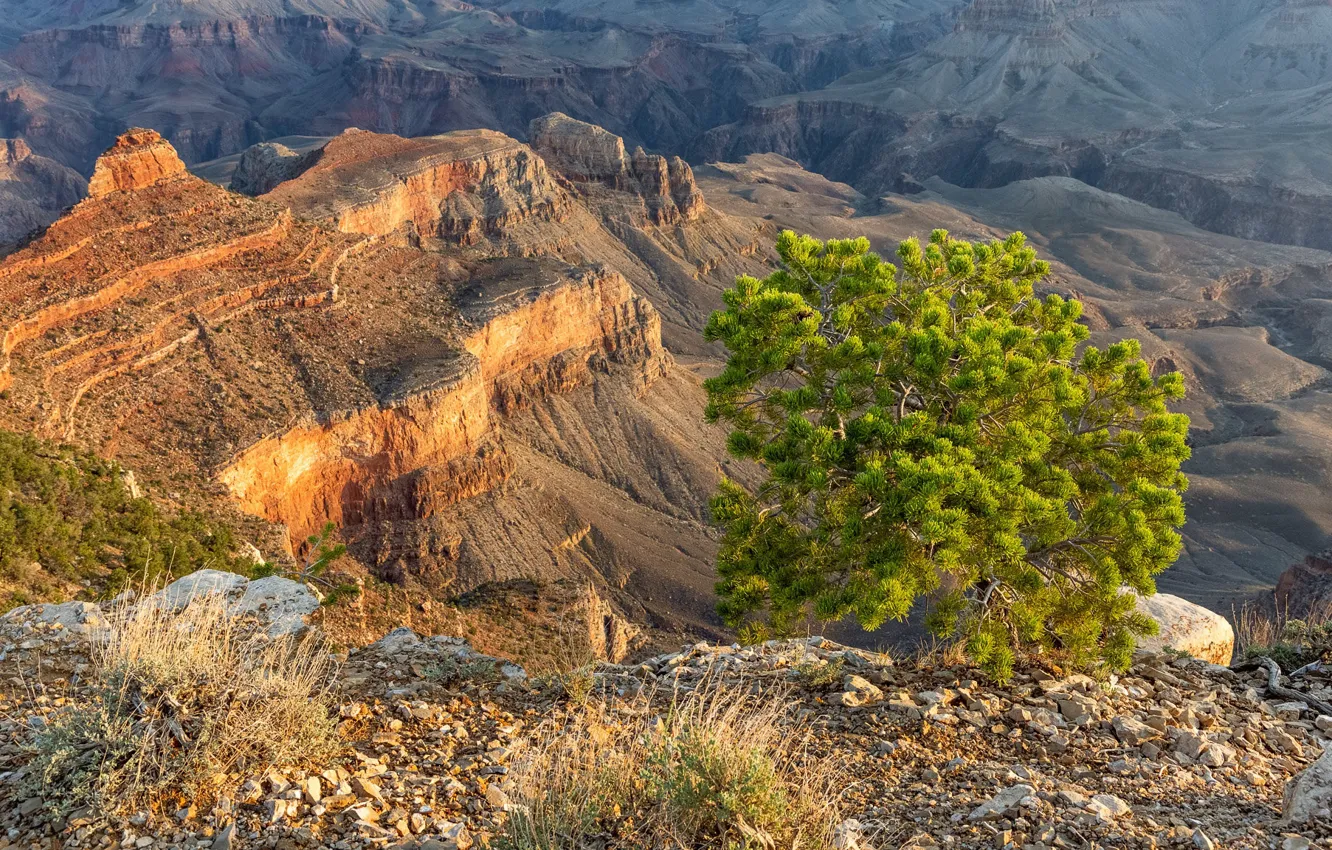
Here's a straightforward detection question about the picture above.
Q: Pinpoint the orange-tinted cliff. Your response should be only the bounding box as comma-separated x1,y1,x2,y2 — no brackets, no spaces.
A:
86,129,189,198
262,129,568,242
0,120,768,642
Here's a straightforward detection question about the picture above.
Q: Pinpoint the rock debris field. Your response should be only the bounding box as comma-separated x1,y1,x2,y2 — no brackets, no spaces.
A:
1,586,1331,850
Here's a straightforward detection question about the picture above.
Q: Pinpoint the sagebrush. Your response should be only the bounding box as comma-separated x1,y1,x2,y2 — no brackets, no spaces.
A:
22,593,339,819
501,678,842,850
0,428,252,609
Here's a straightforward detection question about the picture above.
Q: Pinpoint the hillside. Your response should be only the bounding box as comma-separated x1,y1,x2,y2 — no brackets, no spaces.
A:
0,122,774,644
0,582,1328,847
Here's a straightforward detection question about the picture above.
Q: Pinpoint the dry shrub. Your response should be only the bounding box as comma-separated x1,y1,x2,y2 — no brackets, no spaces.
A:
23,593,339,819
501,676,842,850
1234,595,1332,671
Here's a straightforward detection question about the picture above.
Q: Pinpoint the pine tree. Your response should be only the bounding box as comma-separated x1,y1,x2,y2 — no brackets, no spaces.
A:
703,230,1190,680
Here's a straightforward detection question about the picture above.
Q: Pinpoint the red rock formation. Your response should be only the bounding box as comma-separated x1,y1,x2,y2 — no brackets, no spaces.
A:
0,122,750,643
217,264,664,543
263,128,569,241
85,129,188,197
529,112,705,226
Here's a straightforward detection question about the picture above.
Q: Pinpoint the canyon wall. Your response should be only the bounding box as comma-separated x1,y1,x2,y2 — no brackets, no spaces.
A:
529,112,704,226
0,136,86,250
217,265,665,545
263,129,570,242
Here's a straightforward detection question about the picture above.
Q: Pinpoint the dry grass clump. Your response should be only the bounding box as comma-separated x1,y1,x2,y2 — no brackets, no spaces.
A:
501,678,843,850
22,593,339,819
1234,596,1332,671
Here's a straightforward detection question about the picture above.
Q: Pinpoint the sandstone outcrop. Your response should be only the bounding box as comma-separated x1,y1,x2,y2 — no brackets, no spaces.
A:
0,130,348,422
226,123,765,358
1134,593,1235,665
262,128,569,242
530,112,704,226
229,140,323,196
86,128,188,197
217,261,664,545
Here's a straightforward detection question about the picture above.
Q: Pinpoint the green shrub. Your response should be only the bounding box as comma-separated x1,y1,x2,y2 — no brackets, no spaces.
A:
794,656,845,689
704,230,1190,679
0,428,252,608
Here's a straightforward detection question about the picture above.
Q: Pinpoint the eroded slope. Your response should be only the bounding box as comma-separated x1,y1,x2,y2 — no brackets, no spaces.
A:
0,124,760,639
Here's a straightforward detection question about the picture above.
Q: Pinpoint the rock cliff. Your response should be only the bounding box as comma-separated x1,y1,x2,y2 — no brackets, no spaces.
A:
0,126,746,642
529,112,705,226
85,128,188,197
217,262,665,545
262,128,570,242
0,136,85,251
226,120,767,357
229,140,323,196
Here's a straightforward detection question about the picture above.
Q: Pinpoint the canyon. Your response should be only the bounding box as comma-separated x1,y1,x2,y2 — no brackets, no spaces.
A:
0,120,770,640
4,0,1332,639
6,110,1332,646
3,0,1332,260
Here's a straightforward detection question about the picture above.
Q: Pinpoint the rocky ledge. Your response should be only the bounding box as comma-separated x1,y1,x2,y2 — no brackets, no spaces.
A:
0,579,1328,850
86,129,188,198
529,112,705,226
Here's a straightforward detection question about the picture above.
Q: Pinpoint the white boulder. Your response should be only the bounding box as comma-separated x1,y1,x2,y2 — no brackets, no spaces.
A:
1134,593,1234,665
151,569,318,637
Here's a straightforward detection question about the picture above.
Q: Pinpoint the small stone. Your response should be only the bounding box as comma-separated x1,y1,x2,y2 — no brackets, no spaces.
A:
1113,716,1160,746
1088,794,1132,820
212,824,234,850
969,785,1036,821
1191,828,1215,850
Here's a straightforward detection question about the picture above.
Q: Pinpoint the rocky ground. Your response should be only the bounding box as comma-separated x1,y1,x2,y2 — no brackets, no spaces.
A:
2,578,1331,850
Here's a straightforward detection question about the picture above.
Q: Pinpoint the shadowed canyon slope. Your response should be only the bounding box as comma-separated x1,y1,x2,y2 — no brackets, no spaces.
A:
5,0,1332,258
0,123,770,638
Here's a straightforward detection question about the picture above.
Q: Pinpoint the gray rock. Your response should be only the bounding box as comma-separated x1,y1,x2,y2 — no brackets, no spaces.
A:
0,600,105,637
968,784,1036,821
230,141,320,196
1284,746,1332,825
1113,716,1161,746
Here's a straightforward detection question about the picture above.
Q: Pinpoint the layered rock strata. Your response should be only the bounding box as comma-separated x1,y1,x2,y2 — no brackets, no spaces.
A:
217,262,665,544
0,134,346,434
0,128,711,633
529,112,704,226
262,129,569,242
86,129,188,197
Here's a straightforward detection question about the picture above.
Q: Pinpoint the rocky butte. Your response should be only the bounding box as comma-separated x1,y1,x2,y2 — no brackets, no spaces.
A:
0,121,767,642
